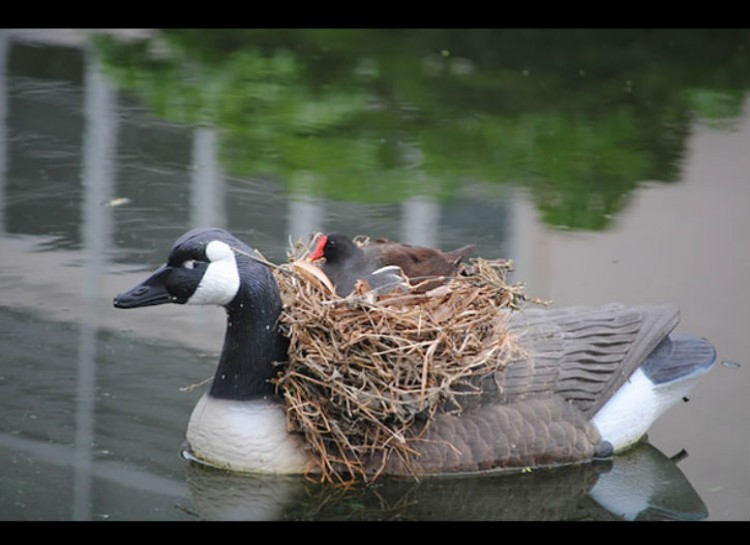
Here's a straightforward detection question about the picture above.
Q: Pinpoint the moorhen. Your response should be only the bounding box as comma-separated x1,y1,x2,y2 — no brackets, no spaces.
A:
309,232,477,296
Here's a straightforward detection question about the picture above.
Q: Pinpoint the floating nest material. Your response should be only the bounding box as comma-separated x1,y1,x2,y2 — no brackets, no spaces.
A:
269,237,541,484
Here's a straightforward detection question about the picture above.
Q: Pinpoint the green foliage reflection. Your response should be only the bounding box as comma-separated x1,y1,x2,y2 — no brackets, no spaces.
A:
93,29,749,230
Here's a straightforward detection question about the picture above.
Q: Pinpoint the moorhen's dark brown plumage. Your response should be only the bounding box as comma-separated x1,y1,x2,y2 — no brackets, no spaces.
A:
309,233,476,296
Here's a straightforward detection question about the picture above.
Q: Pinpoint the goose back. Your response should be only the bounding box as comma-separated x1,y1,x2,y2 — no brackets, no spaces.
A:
501,303,680,416
370,304,682,475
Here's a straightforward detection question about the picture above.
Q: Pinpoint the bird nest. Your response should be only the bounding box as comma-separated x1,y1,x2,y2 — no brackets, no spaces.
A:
270,239,539,484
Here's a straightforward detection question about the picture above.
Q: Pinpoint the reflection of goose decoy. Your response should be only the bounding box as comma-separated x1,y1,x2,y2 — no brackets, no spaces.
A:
588,443,709,521
114,228,716,478
308,233,476,296
184,442,708,521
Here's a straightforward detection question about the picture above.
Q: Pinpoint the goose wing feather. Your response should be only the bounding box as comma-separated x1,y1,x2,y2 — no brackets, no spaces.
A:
375,304,680,475
501,303,680,416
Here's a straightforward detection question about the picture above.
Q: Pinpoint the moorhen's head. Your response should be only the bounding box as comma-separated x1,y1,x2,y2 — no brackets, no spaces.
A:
309,233,361,264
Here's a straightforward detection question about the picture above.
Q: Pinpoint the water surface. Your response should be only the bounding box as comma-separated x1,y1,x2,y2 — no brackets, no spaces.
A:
0,29,748,520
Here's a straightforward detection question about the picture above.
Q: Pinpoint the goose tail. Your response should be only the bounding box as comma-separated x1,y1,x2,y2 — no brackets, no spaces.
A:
592,333,716,453
641,334,716,385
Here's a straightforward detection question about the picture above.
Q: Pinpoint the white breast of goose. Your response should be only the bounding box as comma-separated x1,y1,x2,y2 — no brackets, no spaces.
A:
186,394,314,474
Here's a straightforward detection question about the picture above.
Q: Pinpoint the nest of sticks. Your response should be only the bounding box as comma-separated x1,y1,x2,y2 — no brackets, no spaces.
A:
270,238,540,484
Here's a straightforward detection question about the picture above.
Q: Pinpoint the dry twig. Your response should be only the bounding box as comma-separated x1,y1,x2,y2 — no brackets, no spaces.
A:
270,237,539,484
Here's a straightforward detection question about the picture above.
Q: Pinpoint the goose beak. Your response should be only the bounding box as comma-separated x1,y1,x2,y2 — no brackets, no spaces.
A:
113,265,175,309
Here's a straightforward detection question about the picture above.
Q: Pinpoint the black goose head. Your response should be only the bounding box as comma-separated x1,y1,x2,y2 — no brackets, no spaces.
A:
114,228,287,400
114,227,260,310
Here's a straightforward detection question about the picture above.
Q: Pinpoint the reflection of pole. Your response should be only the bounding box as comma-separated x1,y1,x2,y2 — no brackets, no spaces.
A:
288,196,325,242
189,126,225,329
400,195,439,248
0,30,8,233
506,187,549,298
76,37,117,521
190,126,225,229
287,171,325,242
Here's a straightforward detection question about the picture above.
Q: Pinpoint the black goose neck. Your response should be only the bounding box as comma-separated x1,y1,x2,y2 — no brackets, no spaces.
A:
208,257,288,401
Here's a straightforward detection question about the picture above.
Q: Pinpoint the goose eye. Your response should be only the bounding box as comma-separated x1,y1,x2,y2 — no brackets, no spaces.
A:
182,259,198,269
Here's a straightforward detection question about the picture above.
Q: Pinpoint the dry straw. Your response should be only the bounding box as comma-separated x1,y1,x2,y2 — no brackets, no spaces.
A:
268,238,539,484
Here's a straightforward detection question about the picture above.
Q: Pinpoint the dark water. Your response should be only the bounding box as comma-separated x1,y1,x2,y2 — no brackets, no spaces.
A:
0,29,748,520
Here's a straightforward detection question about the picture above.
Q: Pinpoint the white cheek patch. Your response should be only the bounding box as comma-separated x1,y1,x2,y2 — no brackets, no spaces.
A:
187,240,241,306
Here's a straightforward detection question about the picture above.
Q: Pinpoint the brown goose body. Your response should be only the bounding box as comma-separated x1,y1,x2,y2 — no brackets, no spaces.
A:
371,303,698,474
114,228,716,478
310,233,476,296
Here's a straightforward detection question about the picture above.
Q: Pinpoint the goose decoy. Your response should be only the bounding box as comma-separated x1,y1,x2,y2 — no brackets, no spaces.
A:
113,228,717,476
309,232,477,296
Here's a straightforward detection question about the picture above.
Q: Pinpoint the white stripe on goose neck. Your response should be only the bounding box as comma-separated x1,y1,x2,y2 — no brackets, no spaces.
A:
187,240,241,306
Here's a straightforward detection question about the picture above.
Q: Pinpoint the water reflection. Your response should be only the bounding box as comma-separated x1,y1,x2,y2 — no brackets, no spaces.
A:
184,443,707,521
90,29,750,230
0,29,747,520
71,39,116,521
190,126,225,229
0,31,7,233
